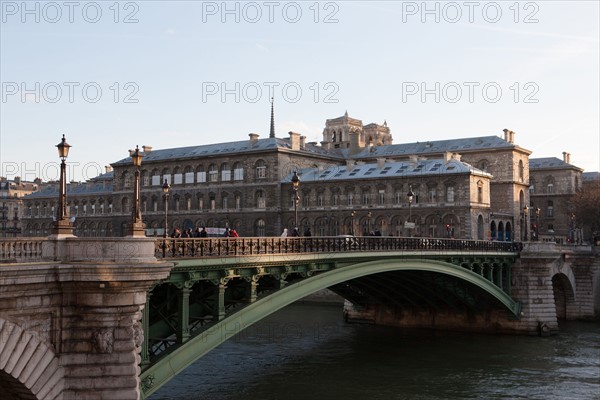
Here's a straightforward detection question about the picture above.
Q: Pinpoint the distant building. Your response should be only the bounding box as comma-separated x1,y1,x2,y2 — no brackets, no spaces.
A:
20,112,595,241
0,177,43,237
529,153,584,243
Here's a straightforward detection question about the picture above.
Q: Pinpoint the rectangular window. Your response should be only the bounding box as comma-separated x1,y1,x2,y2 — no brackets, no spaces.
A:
333,194,339,206
348,193,354,206
209,170,218,182
378,190,385,205
142,176,150,186
362,193,369,205
210,199,216,210
173,173,183,185
547,207,554,217
429,188,437,203
257,166,266,178
258,197,266,208
547,184,554,194
236,196,241,209
185,172,194,184
222,197,228,210
234,168,244,181
197,172,207,183
152,175,160,186
221,170,231,181
446,187,454,202
394,191,401,205
317,194,323,207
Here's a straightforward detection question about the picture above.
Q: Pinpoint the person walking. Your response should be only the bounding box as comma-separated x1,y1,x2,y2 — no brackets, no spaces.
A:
281,228,288,237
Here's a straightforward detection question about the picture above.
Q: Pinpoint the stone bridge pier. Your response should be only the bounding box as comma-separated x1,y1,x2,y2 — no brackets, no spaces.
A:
0,237,171,400
513,242,600,335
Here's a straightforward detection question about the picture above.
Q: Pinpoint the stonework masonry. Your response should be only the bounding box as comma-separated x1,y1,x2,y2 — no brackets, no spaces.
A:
0,237,172,400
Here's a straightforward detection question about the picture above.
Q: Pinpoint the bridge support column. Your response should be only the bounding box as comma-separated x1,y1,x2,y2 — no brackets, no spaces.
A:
176,284,191,343
245,277,259,303
213,283,226,321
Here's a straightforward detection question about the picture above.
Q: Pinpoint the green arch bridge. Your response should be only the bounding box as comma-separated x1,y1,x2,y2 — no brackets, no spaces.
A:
140,236,521,398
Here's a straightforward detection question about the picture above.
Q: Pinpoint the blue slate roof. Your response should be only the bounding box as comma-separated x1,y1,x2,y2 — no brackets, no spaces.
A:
24,181,112,199
113,137,337,166
529,157,582,171
284,159,489,183
343,135,515,159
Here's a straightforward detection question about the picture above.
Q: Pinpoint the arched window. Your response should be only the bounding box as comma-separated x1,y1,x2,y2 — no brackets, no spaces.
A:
122,171,132,190
221,163,231,182
235,194,242,209
233,162,244,181
518,160,524,182
256,190,266,208
255,219,266,237
208,164,218,182
547,201,554,217
477,181,484,203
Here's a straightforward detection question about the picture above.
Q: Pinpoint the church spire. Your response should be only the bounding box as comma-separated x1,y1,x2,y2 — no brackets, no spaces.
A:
269,97,275,138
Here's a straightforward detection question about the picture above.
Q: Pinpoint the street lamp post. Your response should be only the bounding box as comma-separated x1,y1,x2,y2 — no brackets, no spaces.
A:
406,185,414,237
350,210,355,236
535,207,541,241
162,179,170,238
52,134,73,235
367,211,372,235
523,206,529,241
291,171,300,231
127,145,146,237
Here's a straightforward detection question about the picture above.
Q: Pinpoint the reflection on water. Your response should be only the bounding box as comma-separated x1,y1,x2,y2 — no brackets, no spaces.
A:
150,304,600,400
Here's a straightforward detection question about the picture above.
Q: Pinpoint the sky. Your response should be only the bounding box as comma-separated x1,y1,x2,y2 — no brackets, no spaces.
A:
1,0,598,182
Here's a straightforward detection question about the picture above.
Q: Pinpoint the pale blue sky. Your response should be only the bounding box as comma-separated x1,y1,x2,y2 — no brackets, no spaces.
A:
1,0,598,182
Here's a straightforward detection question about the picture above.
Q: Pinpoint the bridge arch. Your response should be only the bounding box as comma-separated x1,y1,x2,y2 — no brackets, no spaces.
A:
0,319,64,400
549,263,577,320
141,257,519,398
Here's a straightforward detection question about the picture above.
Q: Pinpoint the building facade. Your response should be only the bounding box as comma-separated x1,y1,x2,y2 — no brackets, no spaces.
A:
21,112,589,241
529,152,584,243
0,177,42,237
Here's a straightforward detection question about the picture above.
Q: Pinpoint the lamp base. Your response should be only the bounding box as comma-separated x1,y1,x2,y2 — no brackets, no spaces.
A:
127,221,147,237
51,219,74,236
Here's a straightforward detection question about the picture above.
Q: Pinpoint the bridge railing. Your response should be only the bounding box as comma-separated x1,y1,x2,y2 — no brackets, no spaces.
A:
154,236,522,258
0,238,49,263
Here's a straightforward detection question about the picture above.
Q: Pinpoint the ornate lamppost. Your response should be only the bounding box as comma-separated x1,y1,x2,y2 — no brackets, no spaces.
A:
367,211,372,235
291,171,300,230
127,146,146,236
523,206,529,241
406,185,414,237
350,210,356,236
52,134,73,235
162,179,170,238
535,207,541,241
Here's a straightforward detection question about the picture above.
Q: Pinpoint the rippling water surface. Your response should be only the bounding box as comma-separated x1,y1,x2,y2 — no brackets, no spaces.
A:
150,304,600,400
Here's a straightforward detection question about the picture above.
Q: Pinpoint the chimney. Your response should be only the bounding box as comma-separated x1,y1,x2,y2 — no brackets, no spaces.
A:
289,131,300,151
105,165,113,173
443,152,452,162
409,154,419,163
14,176,21,184
143,145,152,154
249,133,259,143
452,152,461,161
376,158,386,169
346,159,355,169
300,135,306,149
503,128,515,144
563,151,571,164
349,131,361,155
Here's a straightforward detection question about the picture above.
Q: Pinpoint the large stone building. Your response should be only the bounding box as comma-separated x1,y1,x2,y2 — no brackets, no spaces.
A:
20,112,589,241
0,177,42,237
529,152,584,243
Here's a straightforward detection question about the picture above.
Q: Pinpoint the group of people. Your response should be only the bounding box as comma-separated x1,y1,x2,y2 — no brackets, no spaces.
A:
281,227,312,237
170,226,239,238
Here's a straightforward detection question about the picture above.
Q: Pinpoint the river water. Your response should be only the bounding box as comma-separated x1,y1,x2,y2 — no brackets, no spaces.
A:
150,303,600,400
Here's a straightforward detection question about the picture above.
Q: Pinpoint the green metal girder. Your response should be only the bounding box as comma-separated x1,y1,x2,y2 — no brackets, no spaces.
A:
139,256,520,398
